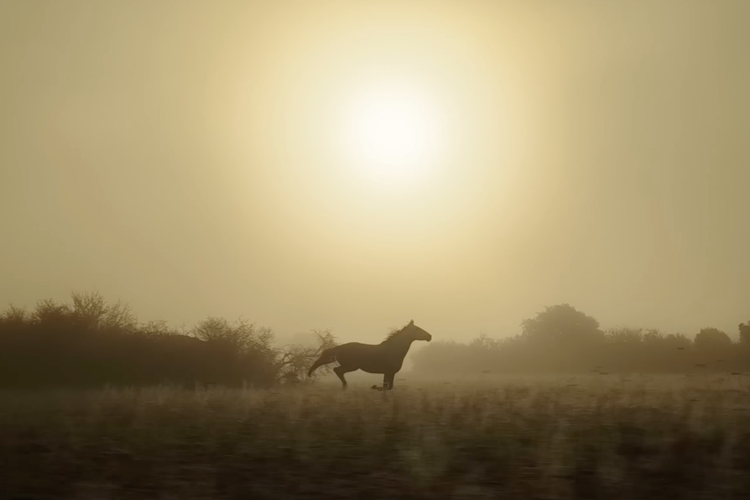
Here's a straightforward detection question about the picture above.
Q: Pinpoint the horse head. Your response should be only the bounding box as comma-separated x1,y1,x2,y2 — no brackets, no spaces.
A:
405,319,432,342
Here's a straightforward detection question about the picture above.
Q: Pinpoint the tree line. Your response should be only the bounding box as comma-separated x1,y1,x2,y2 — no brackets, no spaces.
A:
0,292,335,389
411,304,750,375
3,295,747,386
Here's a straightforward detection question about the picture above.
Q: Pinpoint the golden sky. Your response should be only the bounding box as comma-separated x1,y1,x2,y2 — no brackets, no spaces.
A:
1,1,748,343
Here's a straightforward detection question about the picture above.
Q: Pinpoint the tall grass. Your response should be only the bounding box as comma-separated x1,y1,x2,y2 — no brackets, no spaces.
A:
2,376,750,499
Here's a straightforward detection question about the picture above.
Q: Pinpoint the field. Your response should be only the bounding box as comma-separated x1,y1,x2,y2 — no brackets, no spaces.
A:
2,375,750,500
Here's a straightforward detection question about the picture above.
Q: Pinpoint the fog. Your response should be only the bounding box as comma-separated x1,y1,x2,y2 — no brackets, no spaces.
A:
1,0,748,344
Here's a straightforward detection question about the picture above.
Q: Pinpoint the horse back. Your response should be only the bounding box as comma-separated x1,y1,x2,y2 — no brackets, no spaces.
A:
334,341,395,372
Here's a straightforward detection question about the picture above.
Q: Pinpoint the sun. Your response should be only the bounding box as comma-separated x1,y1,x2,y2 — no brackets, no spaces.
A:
343,82,445,184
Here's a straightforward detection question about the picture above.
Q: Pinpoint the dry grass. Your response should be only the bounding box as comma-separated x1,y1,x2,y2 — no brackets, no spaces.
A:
2,375,750,499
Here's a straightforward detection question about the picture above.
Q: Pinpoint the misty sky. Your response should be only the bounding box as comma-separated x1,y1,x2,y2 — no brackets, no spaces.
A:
1,1,748,345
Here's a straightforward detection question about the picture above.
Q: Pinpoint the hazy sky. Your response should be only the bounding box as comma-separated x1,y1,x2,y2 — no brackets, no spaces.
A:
1,1,748,344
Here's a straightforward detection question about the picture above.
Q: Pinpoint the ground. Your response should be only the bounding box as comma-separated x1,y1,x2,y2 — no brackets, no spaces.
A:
1,374,749,499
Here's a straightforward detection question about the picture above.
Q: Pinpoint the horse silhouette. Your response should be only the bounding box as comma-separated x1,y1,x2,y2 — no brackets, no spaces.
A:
307,320,431,390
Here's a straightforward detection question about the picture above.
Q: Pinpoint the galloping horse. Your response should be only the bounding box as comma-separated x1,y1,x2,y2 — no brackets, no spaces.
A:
307,320,432,390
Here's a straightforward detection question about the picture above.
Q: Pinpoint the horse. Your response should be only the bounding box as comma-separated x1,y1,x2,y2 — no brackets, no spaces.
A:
307,320,432,390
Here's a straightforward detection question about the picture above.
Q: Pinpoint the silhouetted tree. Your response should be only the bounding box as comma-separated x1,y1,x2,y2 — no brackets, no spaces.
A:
606,327,644,344
517,304,604,371
70,291,136,332
0,292,337,389
694,327,732,350
739,322,750,345
520,304,603,344
275,329,338,384
470,333,501,350
0,305,28,326
411,306,750,375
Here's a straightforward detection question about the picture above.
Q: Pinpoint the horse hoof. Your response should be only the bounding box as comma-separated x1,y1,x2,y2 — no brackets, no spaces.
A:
371,385,378,390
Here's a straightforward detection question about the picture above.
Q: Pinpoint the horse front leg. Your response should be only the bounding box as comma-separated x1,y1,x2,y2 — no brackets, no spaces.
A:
371,373,395,391
385,372,395,390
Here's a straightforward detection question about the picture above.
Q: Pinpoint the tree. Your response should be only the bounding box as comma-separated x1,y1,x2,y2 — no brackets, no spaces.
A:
470,333,501,350
516,304,605,372
193,317,260,352
0,290,347,388
71,291,136,331
661,332,691,349
694,327,732,350
739,322,750,345
275,329,338,384
520,304,604,345
33,299,74,326
606,327,644,344
0,305,28,327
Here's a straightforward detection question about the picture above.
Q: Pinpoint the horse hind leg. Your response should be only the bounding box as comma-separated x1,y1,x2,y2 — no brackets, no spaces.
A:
308,350,336,377
333,366,349,390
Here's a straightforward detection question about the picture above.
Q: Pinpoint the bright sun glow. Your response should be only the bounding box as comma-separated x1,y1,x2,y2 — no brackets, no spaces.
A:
344,83,445,184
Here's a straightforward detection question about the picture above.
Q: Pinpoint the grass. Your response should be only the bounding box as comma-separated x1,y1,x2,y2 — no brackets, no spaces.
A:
2,375,750,499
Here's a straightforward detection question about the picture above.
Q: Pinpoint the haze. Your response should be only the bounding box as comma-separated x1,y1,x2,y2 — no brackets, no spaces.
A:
1,0,748,344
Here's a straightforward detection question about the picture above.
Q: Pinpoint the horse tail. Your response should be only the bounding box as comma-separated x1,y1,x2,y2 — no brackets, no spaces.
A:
308,347,338,377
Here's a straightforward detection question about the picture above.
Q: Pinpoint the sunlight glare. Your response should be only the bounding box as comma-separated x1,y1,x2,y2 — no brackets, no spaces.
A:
344,83,444,184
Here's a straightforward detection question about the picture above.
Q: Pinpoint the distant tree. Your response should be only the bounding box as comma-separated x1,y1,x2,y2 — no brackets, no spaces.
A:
662,332,691,349
739,322,750,345
193,317,260,352
0,305,28,326
33,298,74,326
190,317,276,385
410,339,485,375
470,333,501,350
288,331,321,347
139,319,179,337
520,304,604,345
642,328,664,344
606,327,644,344
276,329,338,383
516,304,605,372
694,327,732,350
71,291,136,331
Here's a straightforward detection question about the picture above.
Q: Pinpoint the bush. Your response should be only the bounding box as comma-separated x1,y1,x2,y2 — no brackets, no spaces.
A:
0,292,334,389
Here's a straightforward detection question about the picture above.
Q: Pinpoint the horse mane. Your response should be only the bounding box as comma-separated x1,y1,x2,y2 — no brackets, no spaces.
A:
383,322,412,343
